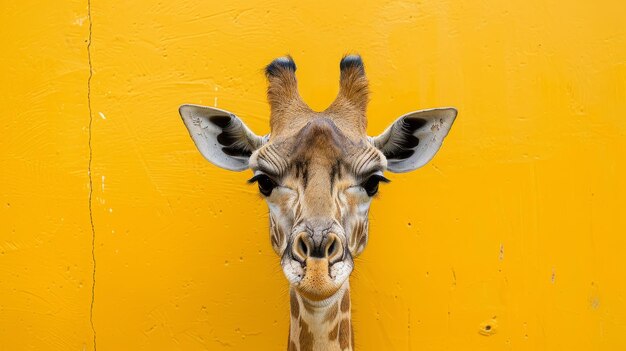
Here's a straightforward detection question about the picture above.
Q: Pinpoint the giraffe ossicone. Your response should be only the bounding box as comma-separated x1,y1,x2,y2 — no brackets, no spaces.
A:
180,54,457,350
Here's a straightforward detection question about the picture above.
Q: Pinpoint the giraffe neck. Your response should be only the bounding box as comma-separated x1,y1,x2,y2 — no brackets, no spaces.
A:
288,281,353,351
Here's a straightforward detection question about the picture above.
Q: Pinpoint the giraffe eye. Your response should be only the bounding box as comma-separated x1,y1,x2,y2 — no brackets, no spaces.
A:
248,174,277,196
361,174,390,197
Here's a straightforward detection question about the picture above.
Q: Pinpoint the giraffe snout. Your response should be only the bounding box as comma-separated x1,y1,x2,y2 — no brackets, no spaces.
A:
291,232,343,264
289,232,349,301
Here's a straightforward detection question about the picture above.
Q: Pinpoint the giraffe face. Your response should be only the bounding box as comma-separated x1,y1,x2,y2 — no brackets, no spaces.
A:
247,118,387,300
179,55,457,301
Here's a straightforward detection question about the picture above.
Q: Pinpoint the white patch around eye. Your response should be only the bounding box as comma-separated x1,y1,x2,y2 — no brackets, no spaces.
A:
267,202,282,216
267,190,294,226
265,186,298,255
345,186,366,196
266,186,297,206
357,200,372,215
345,186,373,215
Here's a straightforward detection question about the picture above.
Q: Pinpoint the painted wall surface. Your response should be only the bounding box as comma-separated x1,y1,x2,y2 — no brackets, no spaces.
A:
1,0,625,350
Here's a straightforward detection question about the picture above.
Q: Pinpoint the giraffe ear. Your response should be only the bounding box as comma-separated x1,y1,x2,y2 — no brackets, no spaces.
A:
179,104,267,171
371,108,457,173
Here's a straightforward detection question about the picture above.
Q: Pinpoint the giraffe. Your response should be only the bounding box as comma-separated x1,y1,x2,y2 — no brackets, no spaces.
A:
179,55,457,350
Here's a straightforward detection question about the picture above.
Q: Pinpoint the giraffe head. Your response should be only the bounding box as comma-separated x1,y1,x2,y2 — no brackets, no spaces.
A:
180,55,456,301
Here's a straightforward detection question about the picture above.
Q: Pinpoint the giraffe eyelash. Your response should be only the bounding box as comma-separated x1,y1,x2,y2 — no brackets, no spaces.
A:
248,174,278,196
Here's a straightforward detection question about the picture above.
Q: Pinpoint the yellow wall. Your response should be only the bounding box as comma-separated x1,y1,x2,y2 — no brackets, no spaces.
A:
1,0,625,349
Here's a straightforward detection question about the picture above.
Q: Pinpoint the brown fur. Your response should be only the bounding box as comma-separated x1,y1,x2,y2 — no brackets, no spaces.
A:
266,63,312,136
289,284,351,351
339,319,351,350
290,289,300,319
324,302,339,323
289,340,298,351
261,56,376,351
267,56,369,141
340,290,350,313
325,63,369,135
329,323,339,341
299,320,314,351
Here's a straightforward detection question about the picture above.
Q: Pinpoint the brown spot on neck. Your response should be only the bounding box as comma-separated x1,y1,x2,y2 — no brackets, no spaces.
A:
340,290,350,313
323,302,339,323
299,319,314,351
339,318,351,350
328,323,339,341
290,289,300,319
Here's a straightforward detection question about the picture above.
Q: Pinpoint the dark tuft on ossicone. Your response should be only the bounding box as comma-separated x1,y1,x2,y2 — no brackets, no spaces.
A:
339,54,364,74
265,56,297,77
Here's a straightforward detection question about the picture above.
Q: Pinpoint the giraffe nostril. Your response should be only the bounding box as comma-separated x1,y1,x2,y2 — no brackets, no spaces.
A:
326,234,343,263
299,237,308,256
291,233,310,263
292,232,343,263
328,240,336,257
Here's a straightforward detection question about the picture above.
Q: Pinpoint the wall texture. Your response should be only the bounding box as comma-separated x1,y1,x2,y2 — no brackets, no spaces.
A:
1,0,625,350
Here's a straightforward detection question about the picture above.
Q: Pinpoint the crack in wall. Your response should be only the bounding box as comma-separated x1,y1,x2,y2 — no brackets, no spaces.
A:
86,0,97,350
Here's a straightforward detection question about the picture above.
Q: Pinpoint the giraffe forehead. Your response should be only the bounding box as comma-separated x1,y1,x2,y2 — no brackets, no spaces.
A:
291,117,348,156
253,118,384,178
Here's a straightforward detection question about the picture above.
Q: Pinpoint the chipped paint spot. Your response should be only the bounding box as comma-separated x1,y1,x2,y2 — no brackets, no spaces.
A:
99,112,106,120
73,16,88,26
479,317,498,336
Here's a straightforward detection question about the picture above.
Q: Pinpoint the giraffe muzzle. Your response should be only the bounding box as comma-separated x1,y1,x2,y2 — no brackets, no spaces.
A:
289,232,350,300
